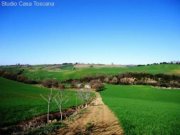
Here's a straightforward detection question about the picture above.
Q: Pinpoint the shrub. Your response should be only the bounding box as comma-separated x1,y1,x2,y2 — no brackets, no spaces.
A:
17,75,28,82
110,76,118,84
92,83,104,91
2,71,17,80
104,77,109,83
41,79,60,88
59,84,65,89
71,80,79,88
51,80,59,88
119,77,135,84
90,80,104,91
0,70,5,76
42,80,53,88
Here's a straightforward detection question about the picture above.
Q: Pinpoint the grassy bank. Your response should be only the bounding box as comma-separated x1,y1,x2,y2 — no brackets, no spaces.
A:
0,77,85,127
100,84,180,135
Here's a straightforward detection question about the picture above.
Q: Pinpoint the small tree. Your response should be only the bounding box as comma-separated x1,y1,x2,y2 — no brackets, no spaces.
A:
40,88,53,123
77,89,91,107
54,90,69,121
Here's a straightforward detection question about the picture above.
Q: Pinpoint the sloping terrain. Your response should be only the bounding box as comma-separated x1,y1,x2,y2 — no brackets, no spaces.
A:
56,92,123,135
0,77,82,127
1,64,179,81
100,85,180,135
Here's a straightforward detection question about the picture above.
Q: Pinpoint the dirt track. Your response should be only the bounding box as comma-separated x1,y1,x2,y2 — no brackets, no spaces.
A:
55,92,123,135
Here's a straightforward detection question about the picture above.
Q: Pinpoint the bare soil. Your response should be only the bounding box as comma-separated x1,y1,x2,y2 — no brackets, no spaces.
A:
0,107,76,135
55,92,123,135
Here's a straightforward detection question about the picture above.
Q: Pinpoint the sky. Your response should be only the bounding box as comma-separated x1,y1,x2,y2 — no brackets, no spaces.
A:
0,0,180,65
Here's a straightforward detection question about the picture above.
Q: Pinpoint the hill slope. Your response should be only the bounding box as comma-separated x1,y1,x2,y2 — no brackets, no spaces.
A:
0,77,81,127
100,85,180,135
22,64,180,81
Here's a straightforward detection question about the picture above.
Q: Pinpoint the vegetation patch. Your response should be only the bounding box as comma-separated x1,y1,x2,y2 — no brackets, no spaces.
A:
100,84,180,135
27,122,65,135
0,77,93,127
1,64,179,82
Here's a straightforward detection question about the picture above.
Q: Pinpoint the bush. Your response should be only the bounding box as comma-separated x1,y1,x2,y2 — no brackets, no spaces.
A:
104,77,109,83
92,83,104,91
71,80,79,88
17,75,28,82
0,70,5,76
2,71,17,80
42,80,53,88
110,76,118,84
90,80,104,91
51,80,59,88
41,79,60,88
59,84,65,89
119,77,135,84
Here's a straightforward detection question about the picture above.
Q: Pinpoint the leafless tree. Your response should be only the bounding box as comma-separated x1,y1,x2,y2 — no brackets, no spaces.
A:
54,90,69,121
77,89,91,108
40,88,53,123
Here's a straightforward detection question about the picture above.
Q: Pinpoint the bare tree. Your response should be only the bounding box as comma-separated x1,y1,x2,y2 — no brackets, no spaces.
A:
54,90,69,121
77,89,91,108
40,88,53,123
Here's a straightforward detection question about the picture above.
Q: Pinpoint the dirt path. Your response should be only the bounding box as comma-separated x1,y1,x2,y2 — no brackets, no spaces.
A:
55,92,123,135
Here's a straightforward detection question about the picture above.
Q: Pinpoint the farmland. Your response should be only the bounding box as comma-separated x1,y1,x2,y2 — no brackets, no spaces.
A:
0,64,180,134
100,84,180,135
0,77,87,127
23,64,180,81
1,64,180,81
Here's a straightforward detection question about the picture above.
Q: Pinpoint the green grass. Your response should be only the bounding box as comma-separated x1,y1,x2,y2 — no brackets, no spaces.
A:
100,84,180,135
19,64,180,81
60,64,74,70
0,77,87,127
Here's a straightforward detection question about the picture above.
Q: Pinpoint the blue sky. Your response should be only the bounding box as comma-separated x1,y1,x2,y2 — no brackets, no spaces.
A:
0,0,180,65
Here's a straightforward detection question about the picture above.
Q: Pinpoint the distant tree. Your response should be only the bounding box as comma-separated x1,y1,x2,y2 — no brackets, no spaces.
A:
42,79,59,88
17,75,27,82
51,80,59,88
110,76,118,84
90,80,104,91
104,77,109,83
0,70,5,76
71,80,80,88
59,84,65,89
42,80,52,88
2,71,17,80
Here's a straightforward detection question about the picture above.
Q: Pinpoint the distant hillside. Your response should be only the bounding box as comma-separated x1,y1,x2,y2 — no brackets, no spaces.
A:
1,64,180,81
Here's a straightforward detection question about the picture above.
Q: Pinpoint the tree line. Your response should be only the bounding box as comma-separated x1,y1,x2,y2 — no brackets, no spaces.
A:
0,69,180,89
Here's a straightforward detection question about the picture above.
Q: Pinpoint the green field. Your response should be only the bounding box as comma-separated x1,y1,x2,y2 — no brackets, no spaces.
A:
0,77,86,127
15,64,180,81
100,85,180,135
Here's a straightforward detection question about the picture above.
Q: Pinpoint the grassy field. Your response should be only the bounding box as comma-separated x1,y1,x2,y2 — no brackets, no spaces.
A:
12,64,180,81
0,77,87,127
100,85,180,135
